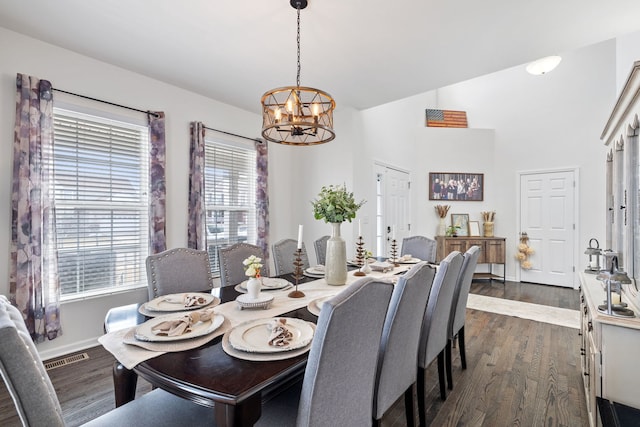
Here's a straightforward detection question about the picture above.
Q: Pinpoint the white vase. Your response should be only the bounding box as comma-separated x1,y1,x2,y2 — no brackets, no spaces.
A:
246,277,261,299
325,222,348,285
362,258,372,274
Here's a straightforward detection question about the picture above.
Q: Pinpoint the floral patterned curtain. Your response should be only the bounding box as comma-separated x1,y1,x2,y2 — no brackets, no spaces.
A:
149,112,167,254
255,138,269,267
187,122,206,250
10,73,62,342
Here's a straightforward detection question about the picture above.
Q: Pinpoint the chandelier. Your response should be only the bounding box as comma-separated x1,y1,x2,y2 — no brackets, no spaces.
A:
261,0,336,145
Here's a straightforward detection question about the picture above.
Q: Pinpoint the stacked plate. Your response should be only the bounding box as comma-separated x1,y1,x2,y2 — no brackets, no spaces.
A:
235,278,292,294
134,312,225,342
304,265,325,278
140,292,220,317
222,317,315,361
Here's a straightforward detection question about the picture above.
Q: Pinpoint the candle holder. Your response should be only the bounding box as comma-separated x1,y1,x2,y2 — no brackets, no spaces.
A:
354,236,366,276
390,239,399,267
288,248,306,298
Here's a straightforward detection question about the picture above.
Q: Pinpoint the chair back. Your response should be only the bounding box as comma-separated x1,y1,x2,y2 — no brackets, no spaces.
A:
0,296,65,427
297,278,393,427
449,245,481,338
373,262,436,420
272,239,310,276
401,235,437,263
218,243,267,287
313,235,330,265
418,251,463,367
146,248,214,300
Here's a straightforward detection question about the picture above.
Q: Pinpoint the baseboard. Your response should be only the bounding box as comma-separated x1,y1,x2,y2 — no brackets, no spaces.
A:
38,337,100,362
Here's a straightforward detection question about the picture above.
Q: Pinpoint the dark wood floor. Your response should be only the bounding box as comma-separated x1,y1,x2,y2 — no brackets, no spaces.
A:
0,280,586,426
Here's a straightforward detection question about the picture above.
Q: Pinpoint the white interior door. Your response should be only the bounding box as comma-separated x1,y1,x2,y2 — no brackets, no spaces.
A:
375,164,411,258
519,170,576,287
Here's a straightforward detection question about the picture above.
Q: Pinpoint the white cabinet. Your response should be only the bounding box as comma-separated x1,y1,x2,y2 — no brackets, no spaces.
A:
579,273,640,426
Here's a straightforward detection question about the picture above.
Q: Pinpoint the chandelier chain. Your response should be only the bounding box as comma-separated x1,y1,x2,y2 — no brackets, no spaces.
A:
296,4,301,88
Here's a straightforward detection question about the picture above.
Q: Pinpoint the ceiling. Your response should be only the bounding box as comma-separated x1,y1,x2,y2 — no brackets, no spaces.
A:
2,0,640,114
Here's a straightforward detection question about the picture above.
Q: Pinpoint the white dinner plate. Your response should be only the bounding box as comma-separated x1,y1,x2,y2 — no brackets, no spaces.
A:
222,323,316,362
387,257,422,264
228,317,314,353
134,312,224,342
304,267,325,278
307,295,335,317
146,292,216,312
238,278,291,291
347,258,377,267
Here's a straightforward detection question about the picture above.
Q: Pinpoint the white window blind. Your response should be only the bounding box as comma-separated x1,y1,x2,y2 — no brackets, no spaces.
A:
52,108,150,297
204,138,256,275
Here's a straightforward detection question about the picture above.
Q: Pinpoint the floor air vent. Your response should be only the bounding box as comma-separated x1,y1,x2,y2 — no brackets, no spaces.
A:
44,352,90,371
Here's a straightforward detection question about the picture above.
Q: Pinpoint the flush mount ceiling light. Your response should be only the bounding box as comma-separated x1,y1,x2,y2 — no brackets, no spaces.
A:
261,0,336,145
526,55,562,75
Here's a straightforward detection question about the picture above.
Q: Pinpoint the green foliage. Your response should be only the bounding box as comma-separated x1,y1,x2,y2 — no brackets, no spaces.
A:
311,184,365,224
445,225,461,237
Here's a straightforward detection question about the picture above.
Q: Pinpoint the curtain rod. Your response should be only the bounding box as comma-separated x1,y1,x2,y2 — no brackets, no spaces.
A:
52,88,160,118
204,125,258,143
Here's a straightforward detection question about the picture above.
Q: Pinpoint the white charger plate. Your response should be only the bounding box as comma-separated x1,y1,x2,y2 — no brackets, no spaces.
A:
228,317,314,353
146,293,216,312
387,257,422,264
222,323,316,361
134,312,224,342
236,278,291,292
307,295,335,317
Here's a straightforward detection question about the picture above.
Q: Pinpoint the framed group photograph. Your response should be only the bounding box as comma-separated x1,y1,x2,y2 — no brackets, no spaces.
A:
429,172,484,201
451,213,470,237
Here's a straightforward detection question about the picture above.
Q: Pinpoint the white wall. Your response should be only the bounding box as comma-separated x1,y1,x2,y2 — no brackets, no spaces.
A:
616,30,640,94
360,40,617,283
0,27,330,358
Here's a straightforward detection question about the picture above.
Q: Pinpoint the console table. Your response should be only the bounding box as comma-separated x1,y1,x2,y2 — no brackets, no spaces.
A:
435,236,506,282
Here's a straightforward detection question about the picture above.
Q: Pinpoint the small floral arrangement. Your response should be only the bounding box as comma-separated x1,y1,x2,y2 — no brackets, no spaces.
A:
435,205,450,218
515,232,534,269
364,249,374,259
311,184,365,223
446,225,461,237
243,255,263,278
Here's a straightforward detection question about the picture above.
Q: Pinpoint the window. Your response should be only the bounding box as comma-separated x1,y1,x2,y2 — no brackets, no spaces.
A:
203,138,256,275
52,108,150,298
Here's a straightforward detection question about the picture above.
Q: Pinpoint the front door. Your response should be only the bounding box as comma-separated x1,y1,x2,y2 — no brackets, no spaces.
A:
375,164,411,258
519,169,576,287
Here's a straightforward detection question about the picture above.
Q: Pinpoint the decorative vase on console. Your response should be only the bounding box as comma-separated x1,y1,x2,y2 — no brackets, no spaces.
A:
312,184,366,286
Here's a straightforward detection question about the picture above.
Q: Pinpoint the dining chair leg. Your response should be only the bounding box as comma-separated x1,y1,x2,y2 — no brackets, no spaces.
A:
417,366,427,427
445,339,453,390
459,325,467,370
404,383,416,427
437,350,446,401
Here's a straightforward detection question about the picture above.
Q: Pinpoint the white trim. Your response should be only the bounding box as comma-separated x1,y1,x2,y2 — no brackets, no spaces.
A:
516,166,580,289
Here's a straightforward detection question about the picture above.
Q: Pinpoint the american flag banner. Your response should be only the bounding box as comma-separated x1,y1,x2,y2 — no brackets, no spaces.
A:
425,109,468,128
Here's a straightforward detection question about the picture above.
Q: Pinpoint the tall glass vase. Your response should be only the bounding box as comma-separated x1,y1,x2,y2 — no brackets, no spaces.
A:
325,222,347,285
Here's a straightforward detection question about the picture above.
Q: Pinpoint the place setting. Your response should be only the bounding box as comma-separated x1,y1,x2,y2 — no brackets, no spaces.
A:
304,265,325,278
306,294,336,317
222,317,316,361
138,292,220,317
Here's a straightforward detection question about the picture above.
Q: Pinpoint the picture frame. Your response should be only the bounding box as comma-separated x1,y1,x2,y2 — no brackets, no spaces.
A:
468,221,481,237
428,172,484,201
451,213,470,237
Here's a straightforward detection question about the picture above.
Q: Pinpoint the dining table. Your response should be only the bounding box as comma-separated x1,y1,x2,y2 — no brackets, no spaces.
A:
100,260,417,427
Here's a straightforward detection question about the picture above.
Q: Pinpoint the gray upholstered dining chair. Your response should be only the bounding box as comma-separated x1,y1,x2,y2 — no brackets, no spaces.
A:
256,277,394,427
0,296,214,427
218,243,268,287
145,247,214,300
445,245,481,390
313,235,330,265
373,262,436,427
401,235,437,263
272,238,310,276
416,251,463,425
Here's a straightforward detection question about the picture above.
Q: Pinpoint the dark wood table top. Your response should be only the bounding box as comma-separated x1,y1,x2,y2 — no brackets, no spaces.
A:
104,273,319,426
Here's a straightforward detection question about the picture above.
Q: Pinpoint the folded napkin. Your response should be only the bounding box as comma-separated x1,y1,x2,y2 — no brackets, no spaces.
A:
151,307,216,337
163,293,208,308
266,318,293,347
369,261,394,272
